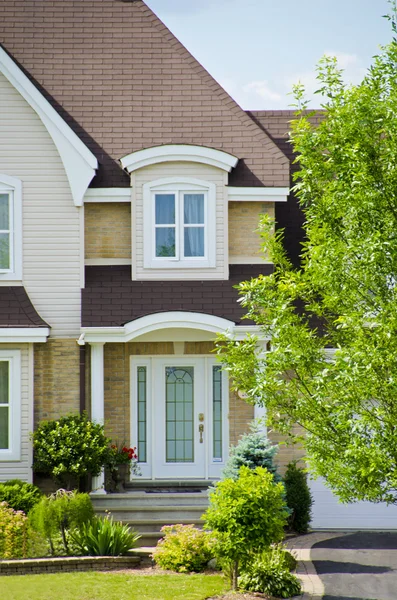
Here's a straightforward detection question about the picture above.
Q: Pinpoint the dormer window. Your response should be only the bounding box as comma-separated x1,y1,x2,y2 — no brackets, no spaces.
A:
143,178,216,270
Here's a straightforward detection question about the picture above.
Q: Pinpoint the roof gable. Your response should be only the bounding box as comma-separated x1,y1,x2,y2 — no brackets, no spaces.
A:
0,0,289,188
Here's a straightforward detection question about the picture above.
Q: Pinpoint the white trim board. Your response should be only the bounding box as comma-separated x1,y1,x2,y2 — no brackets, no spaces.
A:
121,145,238,174
227,187,289,202
84,188,131,203
0,47,97,206
81,312,266,344
0,328,50,343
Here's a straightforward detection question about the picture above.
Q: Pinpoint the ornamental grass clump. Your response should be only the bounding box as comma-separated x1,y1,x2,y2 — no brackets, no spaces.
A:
152,524,215,573
29,489,94,556
204,466,289,590
71,514,140,556
0,501,29,559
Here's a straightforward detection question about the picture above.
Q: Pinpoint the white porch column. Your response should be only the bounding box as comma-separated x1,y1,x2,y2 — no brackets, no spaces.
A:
90,342,106,494
254,404,267,434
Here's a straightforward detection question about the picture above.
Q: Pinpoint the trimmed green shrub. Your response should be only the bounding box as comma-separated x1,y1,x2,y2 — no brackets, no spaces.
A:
29,489,94,555
222,423,281,482
32,413,110,489
152,524,215,573
0,502,29,559
239,557,302,597
71,514,140,556
284,461,313,534
204,466,289,590
0,479,43,514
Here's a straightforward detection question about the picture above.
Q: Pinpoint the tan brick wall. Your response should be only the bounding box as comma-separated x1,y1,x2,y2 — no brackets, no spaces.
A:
184,342,215,355
34,339,80,426
268,426,306,475
85,203,131,259
228,387,255,446
228,202,274,260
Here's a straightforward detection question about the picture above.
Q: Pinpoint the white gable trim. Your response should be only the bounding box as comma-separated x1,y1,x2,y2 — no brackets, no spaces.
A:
84,188,131,203
228,187,289,202
81,312,264,343
0,328,50,343
120,145,238,174
0,47,98,206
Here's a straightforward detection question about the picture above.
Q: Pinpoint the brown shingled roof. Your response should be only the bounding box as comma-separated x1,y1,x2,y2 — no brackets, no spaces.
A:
82,265,273,328
0,287,49,328
0,0,289,188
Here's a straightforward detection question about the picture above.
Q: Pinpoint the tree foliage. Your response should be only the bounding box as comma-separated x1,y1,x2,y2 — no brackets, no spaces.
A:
217,9,397,505
204,466,288,590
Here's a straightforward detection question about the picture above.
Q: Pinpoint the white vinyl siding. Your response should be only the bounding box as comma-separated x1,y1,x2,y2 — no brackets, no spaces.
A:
0,72,81,337
133,162,228,280
0,344,33,482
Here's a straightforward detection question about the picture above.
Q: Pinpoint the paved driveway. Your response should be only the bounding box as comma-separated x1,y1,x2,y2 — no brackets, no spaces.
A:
311,532,397,600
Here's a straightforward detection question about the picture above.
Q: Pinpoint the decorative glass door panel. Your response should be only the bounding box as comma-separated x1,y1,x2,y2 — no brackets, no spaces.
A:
165,367,194,463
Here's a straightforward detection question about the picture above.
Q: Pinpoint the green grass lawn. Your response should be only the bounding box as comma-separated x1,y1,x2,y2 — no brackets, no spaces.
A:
1,571,228,600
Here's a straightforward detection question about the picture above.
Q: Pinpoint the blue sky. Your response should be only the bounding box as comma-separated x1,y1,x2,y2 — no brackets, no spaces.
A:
145,0,391,109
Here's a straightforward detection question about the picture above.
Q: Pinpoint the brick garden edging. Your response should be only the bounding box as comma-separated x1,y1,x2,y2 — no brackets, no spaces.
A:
0,555,140,576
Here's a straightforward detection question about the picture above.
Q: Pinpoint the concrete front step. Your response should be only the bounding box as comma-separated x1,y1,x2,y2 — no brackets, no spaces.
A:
91,491,209,507
94,505,207,522
122,518,204,533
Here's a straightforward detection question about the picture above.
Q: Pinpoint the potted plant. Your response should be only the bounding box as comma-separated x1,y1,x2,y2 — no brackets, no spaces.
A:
105,443,140,492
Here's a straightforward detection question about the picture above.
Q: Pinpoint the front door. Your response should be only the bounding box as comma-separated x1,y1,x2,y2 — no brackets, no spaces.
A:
153,358,205,478
131,356,228,480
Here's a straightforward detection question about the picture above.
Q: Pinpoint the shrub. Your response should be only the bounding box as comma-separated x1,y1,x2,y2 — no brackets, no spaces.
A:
284,461,313,534
204,466,289,590
239,552,302,598
0,479,43,514
71,514,140,556
0,502,29,559
222,423,281,482
32,413,110,489
29,489,94,555
152,524,215,573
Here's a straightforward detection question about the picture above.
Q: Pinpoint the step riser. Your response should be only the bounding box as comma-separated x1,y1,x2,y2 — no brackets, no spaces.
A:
95,509,206,521
91,494,208,508
123,521,204,533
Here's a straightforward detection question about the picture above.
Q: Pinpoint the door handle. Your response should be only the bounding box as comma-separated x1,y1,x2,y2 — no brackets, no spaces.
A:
199,423,204,443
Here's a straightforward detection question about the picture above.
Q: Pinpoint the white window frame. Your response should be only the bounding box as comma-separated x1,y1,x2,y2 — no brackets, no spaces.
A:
143,178,216,269
0,175,22,280
0,349,21,461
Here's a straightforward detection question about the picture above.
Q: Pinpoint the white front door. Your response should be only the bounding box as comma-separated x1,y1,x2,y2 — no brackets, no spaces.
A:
130,356,228,480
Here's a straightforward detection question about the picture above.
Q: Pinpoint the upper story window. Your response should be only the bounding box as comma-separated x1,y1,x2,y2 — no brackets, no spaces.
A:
143,178,216,270
0,175,22,280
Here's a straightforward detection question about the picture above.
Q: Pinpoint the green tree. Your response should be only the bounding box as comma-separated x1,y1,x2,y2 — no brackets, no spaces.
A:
204,466,288,590
217,8,397,505
32,414,110,490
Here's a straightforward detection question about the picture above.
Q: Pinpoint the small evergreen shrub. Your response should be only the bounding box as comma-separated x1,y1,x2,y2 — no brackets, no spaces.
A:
29,489,94,555
152,524,215,573
0,502,29,559
284,461,313,534
222,423,280,482
0,479,43,514
32,413,110,489
204,466,289,590
71,514,140,556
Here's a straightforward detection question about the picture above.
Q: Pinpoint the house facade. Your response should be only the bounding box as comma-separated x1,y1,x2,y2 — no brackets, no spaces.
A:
1,0,397,529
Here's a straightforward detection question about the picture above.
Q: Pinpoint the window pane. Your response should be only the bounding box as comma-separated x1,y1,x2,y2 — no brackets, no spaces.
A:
213,366,222,460
155,194,175,224
137,367,147,463
0,195,9,230
156,227,175,257
184,227,204,257
184,194,204,224
165,366,194,463
0,233,10,270
0,362,9,405
0,406,8,449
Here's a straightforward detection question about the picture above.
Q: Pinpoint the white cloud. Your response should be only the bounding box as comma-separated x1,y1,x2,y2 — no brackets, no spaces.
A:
242,80,286,107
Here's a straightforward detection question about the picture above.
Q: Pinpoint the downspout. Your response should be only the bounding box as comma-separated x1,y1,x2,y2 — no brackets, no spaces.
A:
77,333,86,414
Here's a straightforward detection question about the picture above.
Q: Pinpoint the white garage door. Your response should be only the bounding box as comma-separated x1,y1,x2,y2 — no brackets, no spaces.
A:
309,477,397,529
